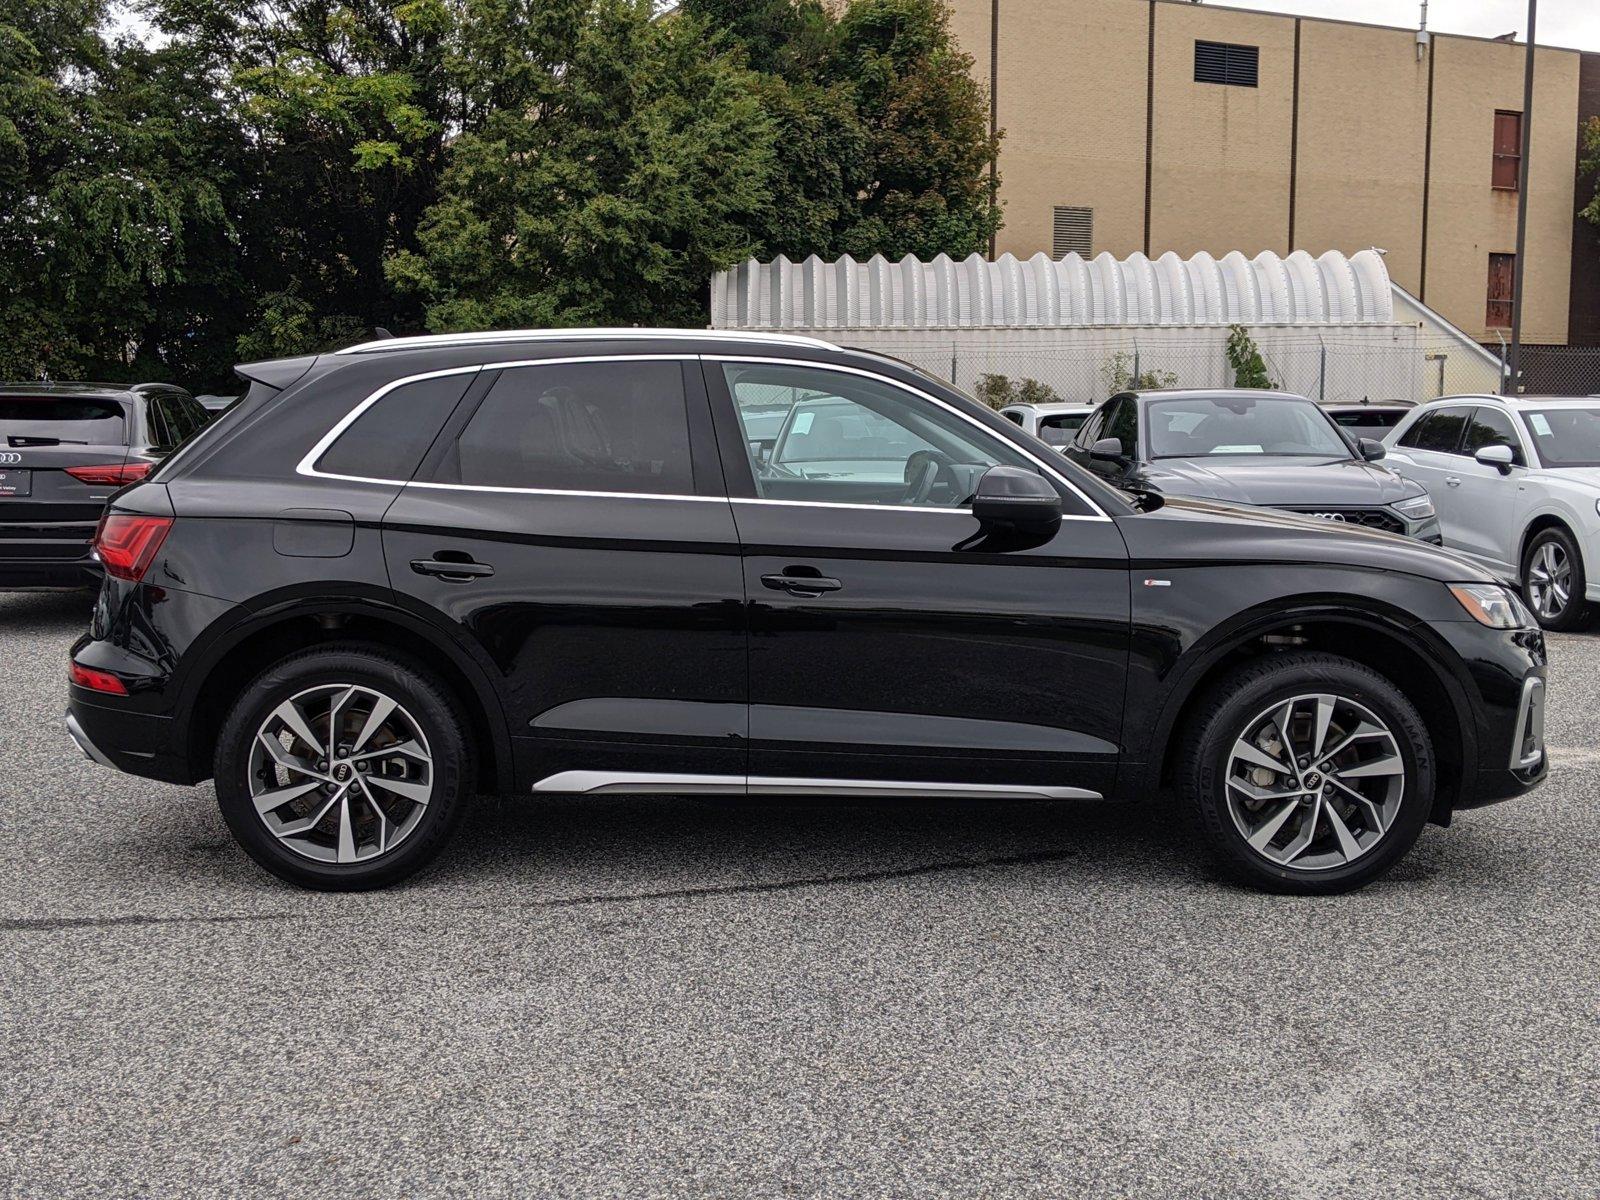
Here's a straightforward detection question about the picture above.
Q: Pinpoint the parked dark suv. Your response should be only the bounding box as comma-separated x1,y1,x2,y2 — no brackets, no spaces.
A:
66,331,1547,893
0,382,209,587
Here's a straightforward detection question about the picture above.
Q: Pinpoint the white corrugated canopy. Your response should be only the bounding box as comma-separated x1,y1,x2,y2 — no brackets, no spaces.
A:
711,249,1394,329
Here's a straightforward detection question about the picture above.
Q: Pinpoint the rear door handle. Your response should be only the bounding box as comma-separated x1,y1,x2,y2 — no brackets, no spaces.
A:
761,572,843,597
1444,476,1462,487
411,557,495,581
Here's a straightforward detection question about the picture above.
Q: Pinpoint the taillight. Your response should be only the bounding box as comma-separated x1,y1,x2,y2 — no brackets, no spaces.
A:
65,463,153,486
69,661,128,695
93,513,173,582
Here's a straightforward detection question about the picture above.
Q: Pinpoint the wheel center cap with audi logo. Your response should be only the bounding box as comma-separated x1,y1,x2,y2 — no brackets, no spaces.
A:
334,762,351,782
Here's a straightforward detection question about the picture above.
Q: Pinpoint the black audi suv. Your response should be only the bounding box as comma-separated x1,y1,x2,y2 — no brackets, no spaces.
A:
1062,389,1442,541
65,331,1546,893
0,382,210,587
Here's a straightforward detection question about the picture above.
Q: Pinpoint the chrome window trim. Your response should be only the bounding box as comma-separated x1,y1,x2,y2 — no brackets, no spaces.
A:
296,351,1111,521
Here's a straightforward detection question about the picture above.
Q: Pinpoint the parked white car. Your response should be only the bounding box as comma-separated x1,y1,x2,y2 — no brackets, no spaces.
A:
998,401,1098,449
1384,394,1600,629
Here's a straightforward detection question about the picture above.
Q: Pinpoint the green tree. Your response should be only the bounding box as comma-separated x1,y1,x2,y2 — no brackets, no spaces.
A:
1226,324,1276,389
1580,116,1600,229
389,0,777,329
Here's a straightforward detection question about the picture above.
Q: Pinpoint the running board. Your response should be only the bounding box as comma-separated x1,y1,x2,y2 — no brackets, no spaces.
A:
532,770,1098,801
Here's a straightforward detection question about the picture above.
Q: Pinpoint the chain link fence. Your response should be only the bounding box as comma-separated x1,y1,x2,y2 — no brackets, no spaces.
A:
1518,345,1600,397
835,328,1505,408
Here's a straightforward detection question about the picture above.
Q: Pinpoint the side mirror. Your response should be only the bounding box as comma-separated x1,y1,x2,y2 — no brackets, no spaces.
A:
1358,438,1386,462
971,466,1063,528
1089,436,1125,464
1475,443,1516,474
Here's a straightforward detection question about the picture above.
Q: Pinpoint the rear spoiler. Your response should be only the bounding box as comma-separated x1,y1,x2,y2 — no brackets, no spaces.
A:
233,354,319,391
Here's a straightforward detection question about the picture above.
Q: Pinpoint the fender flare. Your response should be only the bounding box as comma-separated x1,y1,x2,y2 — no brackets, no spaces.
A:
170,583,515,792
1127,597,1479,806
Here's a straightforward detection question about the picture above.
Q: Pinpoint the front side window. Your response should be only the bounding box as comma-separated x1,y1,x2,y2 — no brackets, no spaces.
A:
1520,408,1600,468
1146,397,1347,459
1105,399,1138,455
1463,407,1522,461
723,363,1037,508
432,360,695,494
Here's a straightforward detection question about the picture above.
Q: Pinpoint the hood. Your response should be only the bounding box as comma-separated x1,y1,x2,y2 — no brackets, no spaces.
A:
1140,455,1423,506
1124,494,1495,585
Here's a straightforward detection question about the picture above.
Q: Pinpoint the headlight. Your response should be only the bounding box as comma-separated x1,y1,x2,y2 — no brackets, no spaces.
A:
1394,493,1435,520
1449,583,1532,629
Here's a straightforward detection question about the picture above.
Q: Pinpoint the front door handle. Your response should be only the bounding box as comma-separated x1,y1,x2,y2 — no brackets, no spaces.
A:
411,557,495,582
1444,476,1462,487
761,572,843,597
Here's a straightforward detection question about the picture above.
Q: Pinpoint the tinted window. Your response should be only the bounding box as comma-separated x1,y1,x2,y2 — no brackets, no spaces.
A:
1105,399,1138,455
724,363,1038,508
1074,406,1107,449
320,373,476,480
1001,409,1024,425
0,396,127,446
1147,397,1346,458
1409,409,1470,455
1463,407,1521,458
433,361,693,494
1331,410,1404,429
151,395,203,448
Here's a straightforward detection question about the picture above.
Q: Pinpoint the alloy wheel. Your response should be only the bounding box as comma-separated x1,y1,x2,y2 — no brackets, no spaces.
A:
1224,692,1405,871
247,683,434,864
1527,542,1571,621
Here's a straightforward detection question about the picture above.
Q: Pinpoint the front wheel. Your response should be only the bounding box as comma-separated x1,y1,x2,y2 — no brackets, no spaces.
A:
214,645,473,890
1176,652,1434,894
1521,527,1591,632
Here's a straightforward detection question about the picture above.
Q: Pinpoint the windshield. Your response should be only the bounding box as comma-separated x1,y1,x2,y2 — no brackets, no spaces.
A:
1147,397,1350,459
1520,408,1600,467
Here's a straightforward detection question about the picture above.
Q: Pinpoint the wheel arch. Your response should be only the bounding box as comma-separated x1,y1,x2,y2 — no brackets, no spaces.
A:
1139,601,1477,825
174,590,514,793
1518,512,1582,583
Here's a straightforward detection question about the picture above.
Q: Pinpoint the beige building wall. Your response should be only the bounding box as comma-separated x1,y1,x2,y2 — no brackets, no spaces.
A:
943,0,1582,344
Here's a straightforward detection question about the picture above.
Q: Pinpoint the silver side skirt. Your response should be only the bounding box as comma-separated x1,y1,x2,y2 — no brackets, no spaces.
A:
532,770,1099,801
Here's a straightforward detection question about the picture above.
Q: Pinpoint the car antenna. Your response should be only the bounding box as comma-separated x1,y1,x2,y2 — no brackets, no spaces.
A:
372,327,395,339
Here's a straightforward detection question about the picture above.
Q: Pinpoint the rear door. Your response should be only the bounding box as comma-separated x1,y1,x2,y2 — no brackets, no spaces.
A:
1453,406,1531,574
1387,406,1471,542
380,354,748,792
709,357,1130,797
0,393,132,568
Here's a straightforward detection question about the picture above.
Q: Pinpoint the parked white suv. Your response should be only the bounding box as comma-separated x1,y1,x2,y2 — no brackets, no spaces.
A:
1384,394,1600,630
998,402,1098,449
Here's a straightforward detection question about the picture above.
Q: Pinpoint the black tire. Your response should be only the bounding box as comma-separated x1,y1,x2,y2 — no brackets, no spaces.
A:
1520,526,1591,632
214,644,473,890
1175,652,1434,895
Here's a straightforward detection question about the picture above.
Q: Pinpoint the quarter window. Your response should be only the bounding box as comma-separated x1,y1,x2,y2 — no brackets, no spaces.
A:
319,373,476,481
722,363,1038,509
431,360,695,494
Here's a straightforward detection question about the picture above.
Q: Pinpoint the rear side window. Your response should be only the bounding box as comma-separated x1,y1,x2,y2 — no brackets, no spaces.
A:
1401,409,1468,454
0,396,127,446
430,360,694,495
1331,410,1403,429
1038,412,1088,445
317,373,476,480
1000,410,1024,425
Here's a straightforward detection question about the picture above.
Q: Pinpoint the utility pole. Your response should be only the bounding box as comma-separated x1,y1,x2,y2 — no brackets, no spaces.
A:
1505,0,1537,395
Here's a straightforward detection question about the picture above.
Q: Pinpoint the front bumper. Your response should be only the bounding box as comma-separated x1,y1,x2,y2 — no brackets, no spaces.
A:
1432,622,1548,811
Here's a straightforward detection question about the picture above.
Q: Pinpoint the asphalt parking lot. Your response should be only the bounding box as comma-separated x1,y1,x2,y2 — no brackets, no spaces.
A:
1,589,1596,1199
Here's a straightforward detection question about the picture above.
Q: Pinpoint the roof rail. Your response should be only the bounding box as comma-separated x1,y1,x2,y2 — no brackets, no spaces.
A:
334,327,839,356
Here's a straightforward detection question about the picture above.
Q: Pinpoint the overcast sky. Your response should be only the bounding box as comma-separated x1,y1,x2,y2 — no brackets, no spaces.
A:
1204,0,1598,51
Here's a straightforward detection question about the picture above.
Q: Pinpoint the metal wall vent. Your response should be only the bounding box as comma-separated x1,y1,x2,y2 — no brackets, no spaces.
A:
1052,207,1094,258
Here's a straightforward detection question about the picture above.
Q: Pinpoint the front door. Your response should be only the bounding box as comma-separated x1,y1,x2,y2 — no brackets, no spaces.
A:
707,358,1130,798
382,355,747,790
1453,406,1530,574
1388,405,1473,545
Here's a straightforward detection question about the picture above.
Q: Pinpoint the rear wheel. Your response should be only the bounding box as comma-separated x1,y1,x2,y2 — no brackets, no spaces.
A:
1176,652,1434,894
1521,526,1591,632
213,645,472,890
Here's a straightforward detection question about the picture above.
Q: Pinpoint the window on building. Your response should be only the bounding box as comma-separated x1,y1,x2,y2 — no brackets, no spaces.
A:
1194,41,1259,87
1486,253,1516,329
1492,110,1522,190
1052,206,1094,258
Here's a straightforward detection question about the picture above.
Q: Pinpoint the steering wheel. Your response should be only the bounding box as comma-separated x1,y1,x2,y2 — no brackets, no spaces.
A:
902,449,954,506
